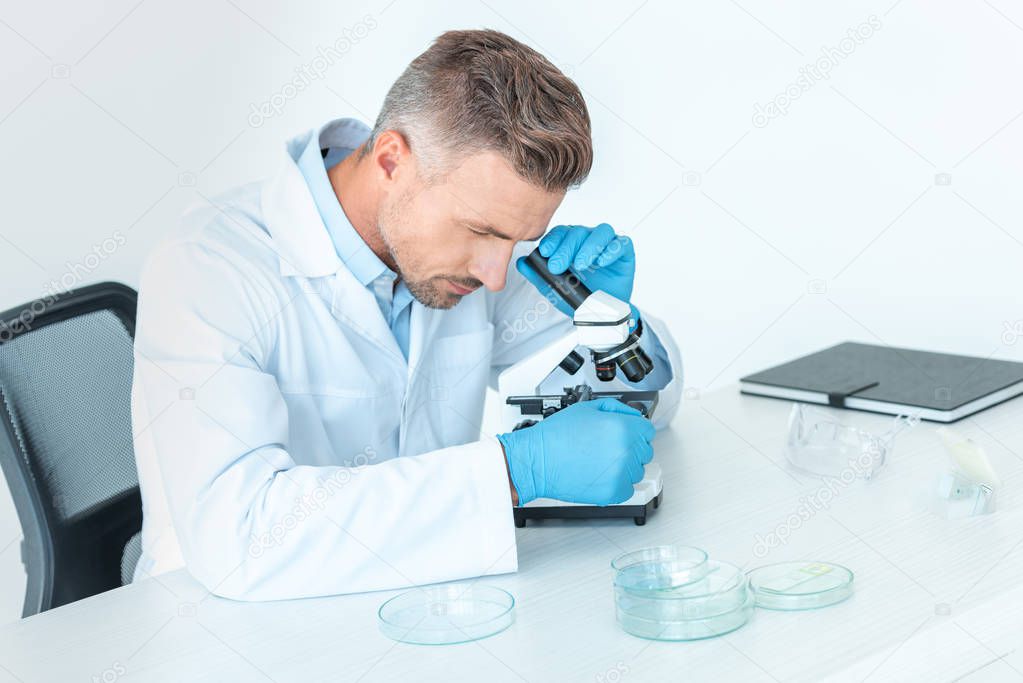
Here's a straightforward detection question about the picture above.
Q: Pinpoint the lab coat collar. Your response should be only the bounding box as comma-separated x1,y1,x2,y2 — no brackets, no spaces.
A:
262,118,375,279
294,120,393,287
260,118,448,376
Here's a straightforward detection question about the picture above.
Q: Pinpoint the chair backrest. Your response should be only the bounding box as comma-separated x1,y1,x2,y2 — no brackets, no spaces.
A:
0,282,141,617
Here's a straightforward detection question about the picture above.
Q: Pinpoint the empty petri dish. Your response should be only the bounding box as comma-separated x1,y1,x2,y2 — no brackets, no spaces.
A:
747,561,854,610
611,545,709,593
377,584,515,645
615,561,749,619
615,587,754,641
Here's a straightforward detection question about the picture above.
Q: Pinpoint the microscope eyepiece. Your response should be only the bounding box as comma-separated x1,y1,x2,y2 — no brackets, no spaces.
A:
523,248,591,310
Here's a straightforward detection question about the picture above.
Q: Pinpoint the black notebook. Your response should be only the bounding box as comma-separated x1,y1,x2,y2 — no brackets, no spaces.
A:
739,342,1023,422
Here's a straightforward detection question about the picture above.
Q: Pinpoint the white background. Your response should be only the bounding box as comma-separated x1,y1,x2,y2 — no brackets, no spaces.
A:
0,0,1021,624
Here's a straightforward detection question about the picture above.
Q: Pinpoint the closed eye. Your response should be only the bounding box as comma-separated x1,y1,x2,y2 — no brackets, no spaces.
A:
463,221,543,242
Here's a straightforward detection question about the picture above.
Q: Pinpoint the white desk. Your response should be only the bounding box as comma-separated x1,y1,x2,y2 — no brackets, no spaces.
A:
3,387,1023,683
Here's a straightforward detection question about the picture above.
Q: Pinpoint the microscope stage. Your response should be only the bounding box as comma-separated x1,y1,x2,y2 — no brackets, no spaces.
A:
512,463,663,527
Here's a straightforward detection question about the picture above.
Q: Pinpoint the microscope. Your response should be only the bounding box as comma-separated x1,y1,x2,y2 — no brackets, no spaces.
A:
499,248,663,528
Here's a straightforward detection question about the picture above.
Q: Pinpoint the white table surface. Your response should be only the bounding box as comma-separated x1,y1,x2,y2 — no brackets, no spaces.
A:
3,386,1023,683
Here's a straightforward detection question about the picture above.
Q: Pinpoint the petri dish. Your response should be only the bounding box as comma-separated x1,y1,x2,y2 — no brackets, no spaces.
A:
615,561,749,619
747,561,854,611
377,584,515,645
611,545,710,593
615,587,754,641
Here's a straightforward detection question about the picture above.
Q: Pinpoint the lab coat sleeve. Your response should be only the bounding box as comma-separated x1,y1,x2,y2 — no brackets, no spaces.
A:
487,243,684,430
132,235,517,601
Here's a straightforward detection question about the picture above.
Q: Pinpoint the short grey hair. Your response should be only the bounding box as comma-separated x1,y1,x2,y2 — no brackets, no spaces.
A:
360,29,592,192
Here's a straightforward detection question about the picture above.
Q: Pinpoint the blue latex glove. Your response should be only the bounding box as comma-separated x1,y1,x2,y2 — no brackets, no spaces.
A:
497,398,656,506
516,223,638,323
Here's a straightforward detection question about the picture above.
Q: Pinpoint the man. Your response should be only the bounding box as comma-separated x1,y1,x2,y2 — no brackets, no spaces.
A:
130,29,682,600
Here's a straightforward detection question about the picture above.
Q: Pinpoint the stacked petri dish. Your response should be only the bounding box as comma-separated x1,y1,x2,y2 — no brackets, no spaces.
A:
612,546,754,641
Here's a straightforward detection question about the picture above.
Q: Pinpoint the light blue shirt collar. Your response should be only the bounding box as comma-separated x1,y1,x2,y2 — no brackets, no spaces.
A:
295,118,415,360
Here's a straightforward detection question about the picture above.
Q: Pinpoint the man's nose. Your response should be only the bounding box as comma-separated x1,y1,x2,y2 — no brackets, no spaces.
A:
469,245,514,292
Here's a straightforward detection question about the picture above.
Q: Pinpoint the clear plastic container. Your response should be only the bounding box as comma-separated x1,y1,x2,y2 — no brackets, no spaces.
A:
747,561,854,610
611,545,710,593
786,403,917,480
377,584,515,645
615,588,755,641
615,560,749,619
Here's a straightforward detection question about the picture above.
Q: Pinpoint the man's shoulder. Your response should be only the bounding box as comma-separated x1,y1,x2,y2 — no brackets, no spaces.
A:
146,180,282,283
178,181,273,258
133,180,287,365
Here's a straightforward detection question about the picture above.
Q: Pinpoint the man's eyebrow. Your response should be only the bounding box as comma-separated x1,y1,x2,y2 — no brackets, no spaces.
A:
464,220,545,243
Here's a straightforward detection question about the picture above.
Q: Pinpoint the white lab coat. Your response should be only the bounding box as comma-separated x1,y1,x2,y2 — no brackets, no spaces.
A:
130,124,684,601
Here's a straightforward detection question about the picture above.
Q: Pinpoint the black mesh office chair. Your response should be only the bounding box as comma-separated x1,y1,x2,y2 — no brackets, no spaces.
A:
0,282,142,617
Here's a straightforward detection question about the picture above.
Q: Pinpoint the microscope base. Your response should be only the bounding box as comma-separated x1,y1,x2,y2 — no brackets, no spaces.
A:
513,492,661,528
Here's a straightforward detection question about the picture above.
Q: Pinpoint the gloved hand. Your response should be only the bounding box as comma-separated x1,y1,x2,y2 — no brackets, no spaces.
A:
497,398,656,506
516,223,639,323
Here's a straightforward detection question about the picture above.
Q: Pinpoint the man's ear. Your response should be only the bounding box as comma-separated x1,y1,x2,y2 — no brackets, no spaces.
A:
370,129,413,183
